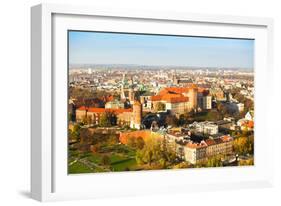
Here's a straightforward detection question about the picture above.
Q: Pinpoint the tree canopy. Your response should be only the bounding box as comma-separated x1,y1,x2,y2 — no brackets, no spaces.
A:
135,136,176,168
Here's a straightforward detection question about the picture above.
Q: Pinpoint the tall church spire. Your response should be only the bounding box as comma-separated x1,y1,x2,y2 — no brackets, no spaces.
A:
173,70,178,85
120,73,126,100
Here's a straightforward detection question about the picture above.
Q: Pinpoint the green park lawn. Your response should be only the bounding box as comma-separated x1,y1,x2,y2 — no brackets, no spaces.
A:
111,158,137,171
68,143,137,174
68,161,94,174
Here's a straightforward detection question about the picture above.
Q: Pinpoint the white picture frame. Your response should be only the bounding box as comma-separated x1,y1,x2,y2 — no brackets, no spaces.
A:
31,3,274,202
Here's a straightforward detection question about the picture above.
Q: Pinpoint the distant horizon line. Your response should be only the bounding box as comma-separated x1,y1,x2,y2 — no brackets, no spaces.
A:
69,63,253,70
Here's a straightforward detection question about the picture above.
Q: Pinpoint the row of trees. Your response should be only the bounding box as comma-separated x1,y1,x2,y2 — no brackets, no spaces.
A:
69,121,120,153
81,111,117,127
69,87,120,107
163,109,221,127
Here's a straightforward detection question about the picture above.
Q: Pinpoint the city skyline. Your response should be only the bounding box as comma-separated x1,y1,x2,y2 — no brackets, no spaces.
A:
68,31,255,173
69,31,254,69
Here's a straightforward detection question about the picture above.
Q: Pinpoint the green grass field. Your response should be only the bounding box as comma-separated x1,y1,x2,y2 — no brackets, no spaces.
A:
68,161,93,174
68,143,137,174
111,158,137,171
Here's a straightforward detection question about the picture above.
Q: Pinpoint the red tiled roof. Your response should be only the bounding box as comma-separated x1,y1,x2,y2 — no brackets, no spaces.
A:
185,141,207,149
214,138,223,144
77,106,132,114
151,95,162,101
220,135,233,142
247,120,254,128
151,92,189,103
242,120,254,128
166,97,189,103
158,87,190,95
151,86,202,103
205,139,216,146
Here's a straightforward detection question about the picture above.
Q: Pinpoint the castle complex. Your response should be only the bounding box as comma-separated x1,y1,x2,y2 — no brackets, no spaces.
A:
150,86,198,116
75,73,213,129
76,83,213,129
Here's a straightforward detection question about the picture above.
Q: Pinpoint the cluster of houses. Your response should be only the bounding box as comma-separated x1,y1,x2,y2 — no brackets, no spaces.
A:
166,129,233,164
119,127,234,165
118,109,254,165
170,110,253,164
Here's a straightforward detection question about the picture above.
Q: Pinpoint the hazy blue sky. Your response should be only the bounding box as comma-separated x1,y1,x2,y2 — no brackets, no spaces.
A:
69,31,254,69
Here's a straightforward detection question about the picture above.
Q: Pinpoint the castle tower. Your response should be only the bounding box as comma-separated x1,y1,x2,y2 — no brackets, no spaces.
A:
128,87,135,103
187,84,198,109
130,101,142,129
172,70,178,85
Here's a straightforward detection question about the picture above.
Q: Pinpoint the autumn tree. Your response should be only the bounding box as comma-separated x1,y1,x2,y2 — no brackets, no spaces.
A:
206,155,223,167
233,136,254,155
239,158,254,166
135,137,145,150
69,124,81,140
158,137,177,168
136,136,176,168
127,136,145,150
136,136,161,166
